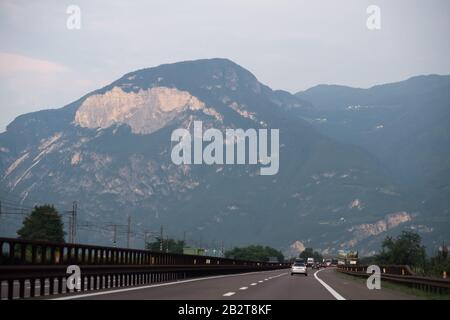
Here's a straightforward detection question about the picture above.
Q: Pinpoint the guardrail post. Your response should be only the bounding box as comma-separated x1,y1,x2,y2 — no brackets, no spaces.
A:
9,242,15,262
58,247,63,264
41,246,47,264
67,246,72,263
20,244,26,264
49,277,55,295
50,247,56,264
19,279,25,298
74,247,80,264
40,278,45,296
57,276,63,294
7,279,13,300
30,279,36,297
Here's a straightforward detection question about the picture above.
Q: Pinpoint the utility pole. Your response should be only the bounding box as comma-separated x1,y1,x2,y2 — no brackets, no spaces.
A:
106,223,124,247
126,216,131,248
144,231,150,249
159,226,163,252
72,201,77,243
221,241,224,257
113,224,117,247
66,201,77,243
68,215,72,243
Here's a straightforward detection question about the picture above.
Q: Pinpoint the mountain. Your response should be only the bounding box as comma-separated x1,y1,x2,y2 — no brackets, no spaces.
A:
296,75,450,248
0,59,430,255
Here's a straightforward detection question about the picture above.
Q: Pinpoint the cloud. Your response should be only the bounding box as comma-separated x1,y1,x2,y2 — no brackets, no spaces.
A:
0,52,68,74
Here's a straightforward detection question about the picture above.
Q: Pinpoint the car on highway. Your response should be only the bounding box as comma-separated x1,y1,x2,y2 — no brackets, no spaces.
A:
291,262,308,276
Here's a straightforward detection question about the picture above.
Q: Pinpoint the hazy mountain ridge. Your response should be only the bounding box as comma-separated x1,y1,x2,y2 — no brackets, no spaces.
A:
296,74,450,252
1,59,444,255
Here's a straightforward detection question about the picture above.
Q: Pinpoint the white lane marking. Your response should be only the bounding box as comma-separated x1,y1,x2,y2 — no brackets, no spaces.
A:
270,272,287,279
258,280,263,283
250,283,257,286
223,292,235,297
239,287,248,290
52,269,284,300
314,269,346,300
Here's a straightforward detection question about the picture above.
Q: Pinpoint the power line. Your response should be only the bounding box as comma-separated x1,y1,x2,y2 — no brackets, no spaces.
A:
0,197,215,251
0,200,34,213
0,194,42,210
113,224,117,246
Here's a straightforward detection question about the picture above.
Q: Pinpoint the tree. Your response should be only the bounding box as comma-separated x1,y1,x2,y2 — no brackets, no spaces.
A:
17,205,65,243
376,231,426,267
299,247,323,262
428,245,450,278
146,238,185,254
224,245,284,262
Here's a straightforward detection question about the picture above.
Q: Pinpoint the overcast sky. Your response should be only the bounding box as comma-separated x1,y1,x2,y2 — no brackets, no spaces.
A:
1,0,449,131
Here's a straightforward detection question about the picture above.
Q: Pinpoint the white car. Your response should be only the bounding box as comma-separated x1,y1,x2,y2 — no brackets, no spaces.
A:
291,262,308,276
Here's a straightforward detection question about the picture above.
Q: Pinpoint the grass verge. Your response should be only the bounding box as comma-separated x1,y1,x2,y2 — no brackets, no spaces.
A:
335,270,450,300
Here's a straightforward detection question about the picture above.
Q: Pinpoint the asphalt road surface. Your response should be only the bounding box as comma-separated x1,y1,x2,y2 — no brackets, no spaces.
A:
48,268,416,300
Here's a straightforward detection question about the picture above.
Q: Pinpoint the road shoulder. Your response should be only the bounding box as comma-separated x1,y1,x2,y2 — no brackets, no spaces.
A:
318,268,418,300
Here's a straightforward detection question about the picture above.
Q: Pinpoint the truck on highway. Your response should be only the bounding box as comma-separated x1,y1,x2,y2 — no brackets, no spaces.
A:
306,257,314,267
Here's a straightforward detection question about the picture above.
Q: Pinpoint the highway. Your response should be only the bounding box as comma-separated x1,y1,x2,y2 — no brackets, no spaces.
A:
50,268,416,300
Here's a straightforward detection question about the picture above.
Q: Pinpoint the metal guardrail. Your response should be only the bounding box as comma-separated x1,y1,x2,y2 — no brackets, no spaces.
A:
338,265,415,276
337,265,450,295
0,237,289,300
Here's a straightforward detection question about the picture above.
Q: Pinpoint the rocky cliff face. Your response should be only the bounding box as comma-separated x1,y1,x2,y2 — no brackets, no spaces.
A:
0,58,425,254
75,86,211,134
